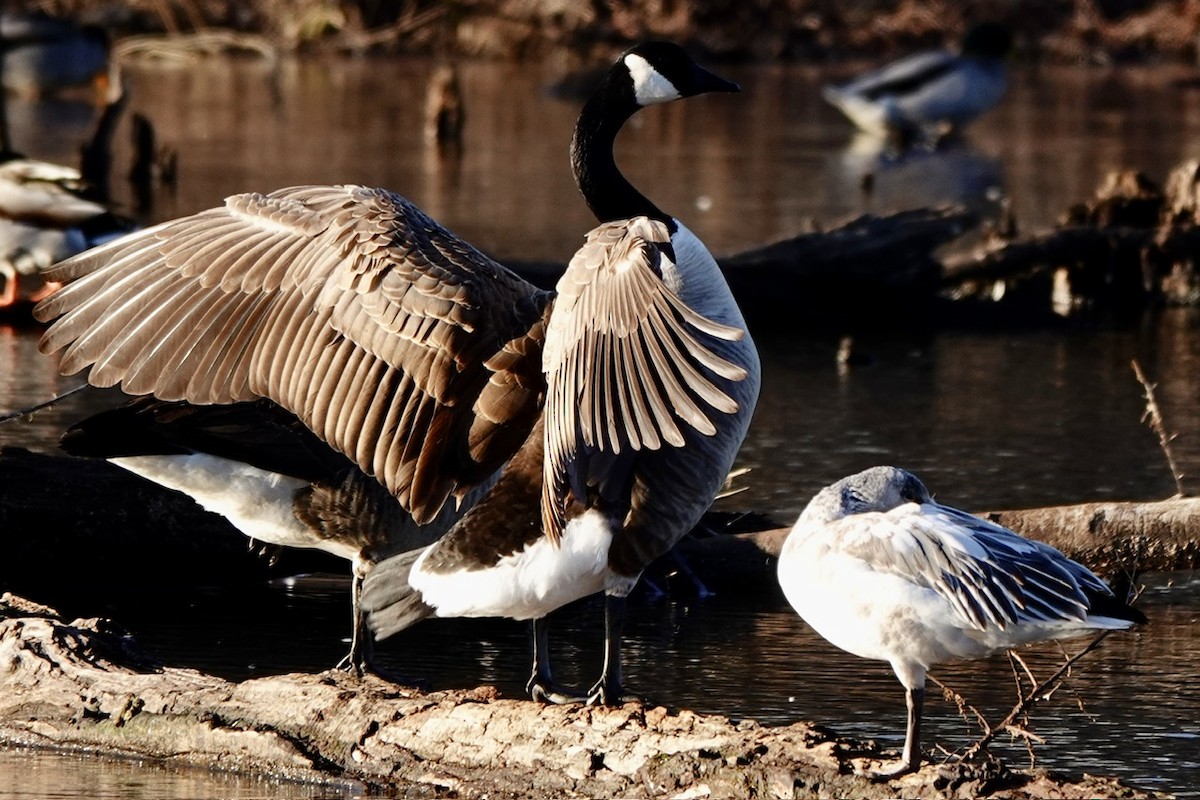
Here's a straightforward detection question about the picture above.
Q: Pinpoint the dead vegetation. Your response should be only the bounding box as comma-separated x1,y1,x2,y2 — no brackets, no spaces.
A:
26,1,1200,62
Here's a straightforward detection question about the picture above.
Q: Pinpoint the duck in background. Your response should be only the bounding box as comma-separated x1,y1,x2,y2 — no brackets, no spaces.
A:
0,10,109,99
0,155,128,310
823,22,1013,147
0,21,131,314
778,466,1144,778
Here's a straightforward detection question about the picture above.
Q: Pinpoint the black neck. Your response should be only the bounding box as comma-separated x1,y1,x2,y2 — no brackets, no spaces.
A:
570,75,672,227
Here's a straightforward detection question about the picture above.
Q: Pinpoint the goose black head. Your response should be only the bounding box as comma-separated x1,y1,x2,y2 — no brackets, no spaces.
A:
619,41,740,108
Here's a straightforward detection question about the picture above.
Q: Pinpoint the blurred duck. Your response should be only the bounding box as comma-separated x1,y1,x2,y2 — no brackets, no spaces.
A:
778,466,1144,778
0,10,109,99
0,157,125,309
823,23,1013,142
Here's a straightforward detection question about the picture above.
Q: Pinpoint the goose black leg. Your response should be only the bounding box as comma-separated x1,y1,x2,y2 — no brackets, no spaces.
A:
869,685,924,780
585,594,625,705
526,616,581,704
336,572,372,675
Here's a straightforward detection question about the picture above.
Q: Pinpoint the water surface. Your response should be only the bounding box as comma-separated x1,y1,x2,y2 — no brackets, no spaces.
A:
1,56,1199,796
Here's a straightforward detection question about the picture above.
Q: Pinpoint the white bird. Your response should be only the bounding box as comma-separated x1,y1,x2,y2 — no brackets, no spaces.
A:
36,41,761,698
0,157,126,309
778,466,1145,777
823,23,1013,143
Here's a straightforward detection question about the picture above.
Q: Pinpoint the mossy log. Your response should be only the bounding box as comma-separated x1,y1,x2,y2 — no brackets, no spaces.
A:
0,593,1154,799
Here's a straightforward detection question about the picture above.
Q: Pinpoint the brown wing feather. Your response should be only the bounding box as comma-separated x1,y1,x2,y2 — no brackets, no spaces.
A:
37,184,551,523
541,217,749,542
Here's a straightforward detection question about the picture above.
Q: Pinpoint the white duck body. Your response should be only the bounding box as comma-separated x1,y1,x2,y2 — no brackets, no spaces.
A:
823,24,1012,139
824,51,1007,137
780,498,1132,688
778,465,1143,775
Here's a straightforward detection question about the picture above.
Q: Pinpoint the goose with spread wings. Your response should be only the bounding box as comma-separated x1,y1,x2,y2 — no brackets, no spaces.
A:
778,466,1144,778
37,41,761,702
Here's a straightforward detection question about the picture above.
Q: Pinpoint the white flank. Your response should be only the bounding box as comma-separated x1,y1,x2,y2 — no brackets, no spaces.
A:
111,454,359,562
624,53,681,106
410,509,614,620
779,501,1136,689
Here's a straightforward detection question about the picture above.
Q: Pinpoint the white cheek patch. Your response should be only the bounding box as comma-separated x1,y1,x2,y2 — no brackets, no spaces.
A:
624,53,681,106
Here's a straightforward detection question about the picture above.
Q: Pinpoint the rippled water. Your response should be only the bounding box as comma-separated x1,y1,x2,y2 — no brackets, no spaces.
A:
1,56,1199,796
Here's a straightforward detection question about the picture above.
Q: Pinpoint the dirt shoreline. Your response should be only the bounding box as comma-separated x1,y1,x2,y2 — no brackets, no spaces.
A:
0,593,1159,800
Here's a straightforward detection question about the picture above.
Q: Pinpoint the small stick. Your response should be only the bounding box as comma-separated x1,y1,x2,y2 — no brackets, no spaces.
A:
1132,359,1185,496
928,674,991,738
0,384,89,425
959,631,1113,762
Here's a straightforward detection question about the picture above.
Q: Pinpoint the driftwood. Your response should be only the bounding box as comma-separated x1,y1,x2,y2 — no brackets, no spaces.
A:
0,593,1154,799
682,496,1200,593
2,445,1197,597
942,162,1200,312
506,206,976,329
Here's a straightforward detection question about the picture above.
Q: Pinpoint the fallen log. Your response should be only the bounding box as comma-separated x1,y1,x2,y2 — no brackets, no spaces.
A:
680,496,1200,593
0,593,1154,799
940,161,1200,312
2,445,1197,597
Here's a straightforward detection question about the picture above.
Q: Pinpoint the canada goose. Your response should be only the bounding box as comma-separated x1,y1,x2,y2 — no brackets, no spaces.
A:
777,466,1144,778
0,157,124,308
36,42,760,697
823,23,1013,142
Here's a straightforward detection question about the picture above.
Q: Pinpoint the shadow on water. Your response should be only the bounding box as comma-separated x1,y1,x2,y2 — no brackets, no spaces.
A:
1,57,1200,796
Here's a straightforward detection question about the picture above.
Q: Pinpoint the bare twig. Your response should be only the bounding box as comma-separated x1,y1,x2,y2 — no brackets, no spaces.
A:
929,674,991,739
1008,650,1039,693
0,384,88,425
959,631,1114,763
1132,359,1185,496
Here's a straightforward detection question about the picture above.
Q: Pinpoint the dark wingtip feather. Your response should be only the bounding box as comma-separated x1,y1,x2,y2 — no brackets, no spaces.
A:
1085,587,1147,626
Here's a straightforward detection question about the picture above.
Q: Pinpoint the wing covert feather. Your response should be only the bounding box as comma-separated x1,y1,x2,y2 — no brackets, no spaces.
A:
37,184,551,522
834,503,1101,631
541,216,750,541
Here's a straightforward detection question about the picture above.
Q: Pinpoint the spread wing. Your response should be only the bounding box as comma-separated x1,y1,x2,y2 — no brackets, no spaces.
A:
37,184,551,523
834,501,1111,631
541,216,749,541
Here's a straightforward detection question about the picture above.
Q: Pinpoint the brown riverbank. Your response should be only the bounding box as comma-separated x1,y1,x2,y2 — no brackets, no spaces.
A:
0,592,1158,799
36,0,1200,64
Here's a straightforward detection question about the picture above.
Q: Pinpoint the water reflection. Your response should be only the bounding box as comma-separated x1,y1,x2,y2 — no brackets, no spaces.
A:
832,134,1007,220
0,747,358,800
2,56,1200,798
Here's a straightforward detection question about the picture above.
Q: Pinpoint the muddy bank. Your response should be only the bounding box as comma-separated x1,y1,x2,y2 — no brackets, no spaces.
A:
0,593,1155,799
